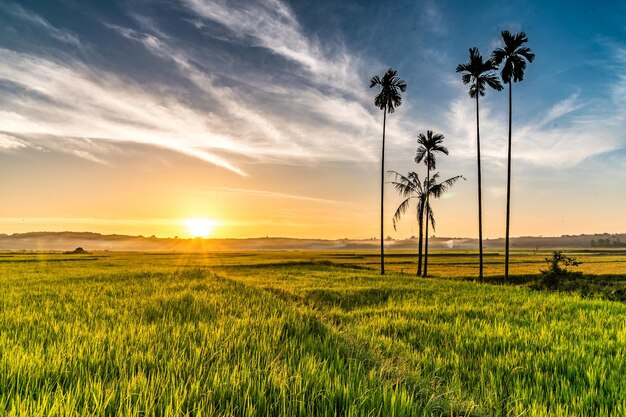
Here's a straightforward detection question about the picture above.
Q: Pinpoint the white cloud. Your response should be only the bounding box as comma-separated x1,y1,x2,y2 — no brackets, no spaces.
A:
4,0,620,180
0,133,26,150
180,0,362,96
536,93,582,128
103,6,416,163
0,48,248,173
0,0,422,175
207,186,340,204
420,0,447,35
445,87,624,168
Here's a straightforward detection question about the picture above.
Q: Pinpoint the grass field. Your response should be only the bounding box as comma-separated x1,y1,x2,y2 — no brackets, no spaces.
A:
1,250,625,416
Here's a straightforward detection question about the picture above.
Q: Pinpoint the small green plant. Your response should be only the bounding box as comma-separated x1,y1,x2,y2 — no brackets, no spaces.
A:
540,251,582,289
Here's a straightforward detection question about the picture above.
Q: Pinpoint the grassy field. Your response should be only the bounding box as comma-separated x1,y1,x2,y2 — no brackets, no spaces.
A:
0,250,625,416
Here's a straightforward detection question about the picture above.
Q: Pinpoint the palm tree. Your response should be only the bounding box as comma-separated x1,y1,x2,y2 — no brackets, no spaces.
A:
491,31,535,280
389,171,463,276
415,131,449,277
456,47,503,282
370,68,407,275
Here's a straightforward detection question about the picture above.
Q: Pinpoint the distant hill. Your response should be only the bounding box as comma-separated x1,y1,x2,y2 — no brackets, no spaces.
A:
0,231,624,252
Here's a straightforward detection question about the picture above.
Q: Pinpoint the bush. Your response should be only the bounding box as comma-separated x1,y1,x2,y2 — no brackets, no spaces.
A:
539,251,582,289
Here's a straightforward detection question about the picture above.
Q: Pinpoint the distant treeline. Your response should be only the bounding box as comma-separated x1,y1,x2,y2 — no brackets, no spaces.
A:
591,238,626,248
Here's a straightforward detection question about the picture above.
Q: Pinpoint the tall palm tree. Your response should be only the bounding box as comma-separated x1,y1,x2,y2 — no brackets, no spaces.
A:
370,68,407,275
456,47,503,282
415,131,448,277
389,171,462,276
491,31,535,280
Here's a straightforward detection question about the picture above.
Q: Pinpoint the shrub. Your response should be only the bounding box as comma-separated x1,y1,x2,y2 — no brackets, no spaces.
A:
539,251,582,289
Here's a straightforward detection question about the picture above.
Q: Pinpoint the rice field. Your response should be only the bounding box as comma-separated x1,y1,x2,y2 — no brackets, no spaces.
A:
0,250,625,416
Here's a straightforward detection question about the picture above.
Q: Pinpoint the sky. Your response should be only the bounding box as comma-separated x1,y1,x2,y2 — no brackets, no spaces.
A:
0,0,625,239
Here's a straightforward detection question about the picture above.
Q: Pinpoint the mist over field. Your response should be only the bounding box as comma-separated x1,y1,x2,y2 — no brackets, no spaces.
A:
2,231,626,252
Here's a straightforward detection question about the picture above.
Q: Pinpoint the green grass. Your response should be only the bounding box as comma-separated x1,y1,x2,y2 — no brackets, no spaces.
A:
0,251,625,416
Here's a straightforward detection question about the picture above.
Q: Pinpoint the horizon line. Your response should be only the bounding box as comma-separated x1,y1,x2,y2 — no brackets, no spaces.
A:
2,230,625,241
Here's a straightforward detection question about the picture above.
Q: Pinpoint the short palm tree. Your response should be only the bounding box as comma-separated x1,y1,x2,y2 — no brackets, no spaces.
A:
390,171,462,276
491,31,535,280
370,68,407,275
456,47,503,282
415,130,449,277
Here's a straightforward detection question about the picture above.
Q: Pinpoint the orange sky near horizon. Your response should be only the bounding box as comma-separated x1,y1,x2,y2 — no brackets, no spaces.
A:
1,141,624,240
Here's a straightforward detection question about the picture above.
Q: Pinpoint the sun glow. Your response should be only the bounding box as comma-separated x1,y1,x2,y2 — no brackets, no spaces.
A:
183,218,218,238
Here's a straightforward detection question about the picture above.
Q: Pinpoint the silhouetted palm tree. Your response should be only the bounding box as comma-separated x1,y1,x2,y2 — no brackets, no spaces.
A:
390,171,462,276
456,47,503,282
415,131,448,277
370,68,407,275
492,31,535,280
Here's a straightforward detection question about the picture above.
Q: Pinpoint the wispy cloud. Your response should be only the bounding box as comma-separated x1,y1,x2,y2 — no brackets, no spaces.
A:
610,45,626,120
419,0,447,36
110,21,395,162
0,0,416,175
3,0,622,180
1,3,81,47
0,217,178,226
0,132,26,150
207,186,339,204
536,93,583,129
1,133,121,164
445,74,624,169
0,48,246,174
180,0,361,95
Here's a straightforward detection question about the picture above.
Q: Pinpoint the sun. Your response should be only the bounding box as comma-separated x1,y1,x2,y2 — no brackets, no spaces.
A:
183,218,217,238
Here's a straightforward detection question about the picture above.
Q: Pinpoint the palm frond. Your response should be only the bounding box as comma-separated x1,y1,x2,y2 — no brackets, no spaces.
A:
431,132,445,143
429,172,441,182
484,58,499,71
492,31,534,84
501,30,515,48
469,84,479,98
483,74,503,91
414,147,427,164
392,197,415,231
513,31,528,46
390,181,417,198
456,63,470,73
510,58,524,82
389,170,423,200
491,47,507,65
369,75,382,88
416,130,448,170
407,171,423,189
428,175,464,198
516,46,535,62
370,68,406,112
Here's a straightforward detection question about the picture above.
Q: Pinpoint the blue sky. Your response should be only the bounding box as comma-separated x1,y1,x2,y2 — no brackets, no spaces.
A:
0,0,625,238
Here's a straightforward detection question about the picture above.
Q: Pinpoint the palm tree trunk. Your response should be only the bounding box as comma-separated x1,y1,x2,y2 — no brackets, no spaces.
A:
505,81,512,280
417,208,423,276
423,168,430,277
380,108,387,275
476,93,484,282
